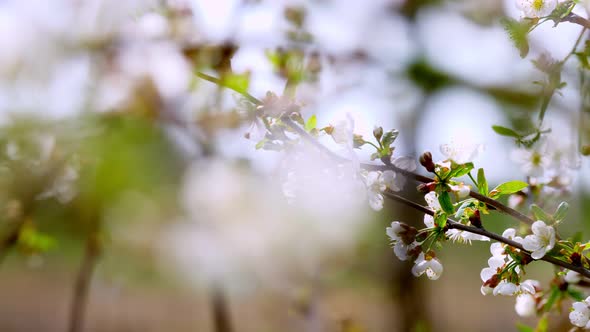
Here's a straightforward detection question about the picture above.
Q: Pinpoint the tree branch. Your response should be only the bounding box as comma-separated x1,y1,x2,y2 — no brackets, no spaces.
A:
279,114,536,225
368,163,535,225
196,73,575,274
382,190,590,279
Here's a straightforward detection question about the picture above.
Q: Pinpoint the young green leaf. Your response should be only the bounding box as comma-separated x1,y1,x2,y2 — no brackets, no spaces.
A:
553,202,569,222
531,204,554,223
434,211,448,229
477,168,488,195
535,314,549,332
221,72,250,94
455,199,475,219
516,324,534,332
304,115,317,132
381,129,399,148
543,286,560,312
567,288,586,301
492,125,520,138
255,138,267,150
438,191,455,214
501,17,534,58
489,180,528,198
448,162,474,179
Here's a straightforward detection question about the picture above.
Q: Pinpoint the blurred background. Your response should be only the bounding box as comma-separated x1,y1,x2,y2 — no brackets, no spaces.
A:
0,0,590,331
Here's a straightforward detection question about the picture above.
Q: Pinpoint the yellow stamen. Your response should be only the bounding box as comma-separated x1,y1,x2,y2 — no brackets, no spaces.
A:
533,0,544,11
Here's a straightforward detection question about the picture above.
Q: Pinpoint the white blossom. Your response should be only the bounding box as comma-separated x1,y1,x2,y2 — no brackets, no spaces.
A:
494,281,519,296
424,192,441,211
515,293,537,317
502,228,525,245
386,221,418,261
440,141,483,164
446,228,489,244
516,0,558,18
570,297,590,328
522,220,555,259
388,156,417,191
412,252,443,280
424,214,435,228
364,170,402,211
511,146,551,178
380,170,397,191
366,171,386,211
330,114,354,146
480,256,505,284
449,182,470,198
493,279,538,297
386,221,405,242
565,270,582,284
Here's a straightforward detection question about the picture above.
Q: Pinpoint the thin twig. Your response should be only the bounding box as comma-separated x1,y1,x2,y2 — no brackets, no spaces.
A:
196,72,262,105
382,190,590,278
68,234,101,332
563,13,590,30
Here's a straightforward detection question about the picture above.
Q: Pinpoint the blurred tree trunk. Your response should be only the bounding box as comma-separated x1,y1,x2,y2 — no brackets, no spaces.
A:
385,103,431,332
210,284,234,332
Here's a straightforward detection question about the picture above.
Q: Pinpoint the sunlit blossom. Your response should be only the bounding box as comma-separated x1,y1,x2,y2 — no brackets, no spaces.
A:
439,141,483,164
516,0,557,18
522,221,555,259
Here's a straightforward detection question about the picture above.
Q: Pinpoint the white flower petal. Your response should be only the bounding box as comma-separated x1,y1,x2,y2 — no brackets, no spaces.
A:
515,293,537,317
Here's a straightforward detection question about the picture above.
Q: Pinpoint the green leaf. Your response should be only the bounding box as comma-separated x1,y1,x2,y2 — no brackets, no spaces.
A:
531,204,554,223
221,72,250,94
304,115,317,132
576,52,590,70
255,138,267,150
535,314,549,332
18,226,57,253
572,231,584,244
501,17,534,58
448,162,474,179
438,191,455,214
543,286,560,312
489,180,528,199
455,199,475,219
492,125,520,138
516,323,534,332
567,288,586,301
553,202,569,222
381,129,399,148
477,168,488,195
434,211,448,229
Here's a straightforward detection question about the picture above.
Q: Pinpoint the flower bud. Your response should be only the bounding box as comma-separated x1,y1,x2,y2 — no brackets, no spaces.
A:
417,182,436,193
353,134,365,148
483,274,500,289
419,152,435,172
570,252,582,266
469,209,482,229
373,126,383,140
